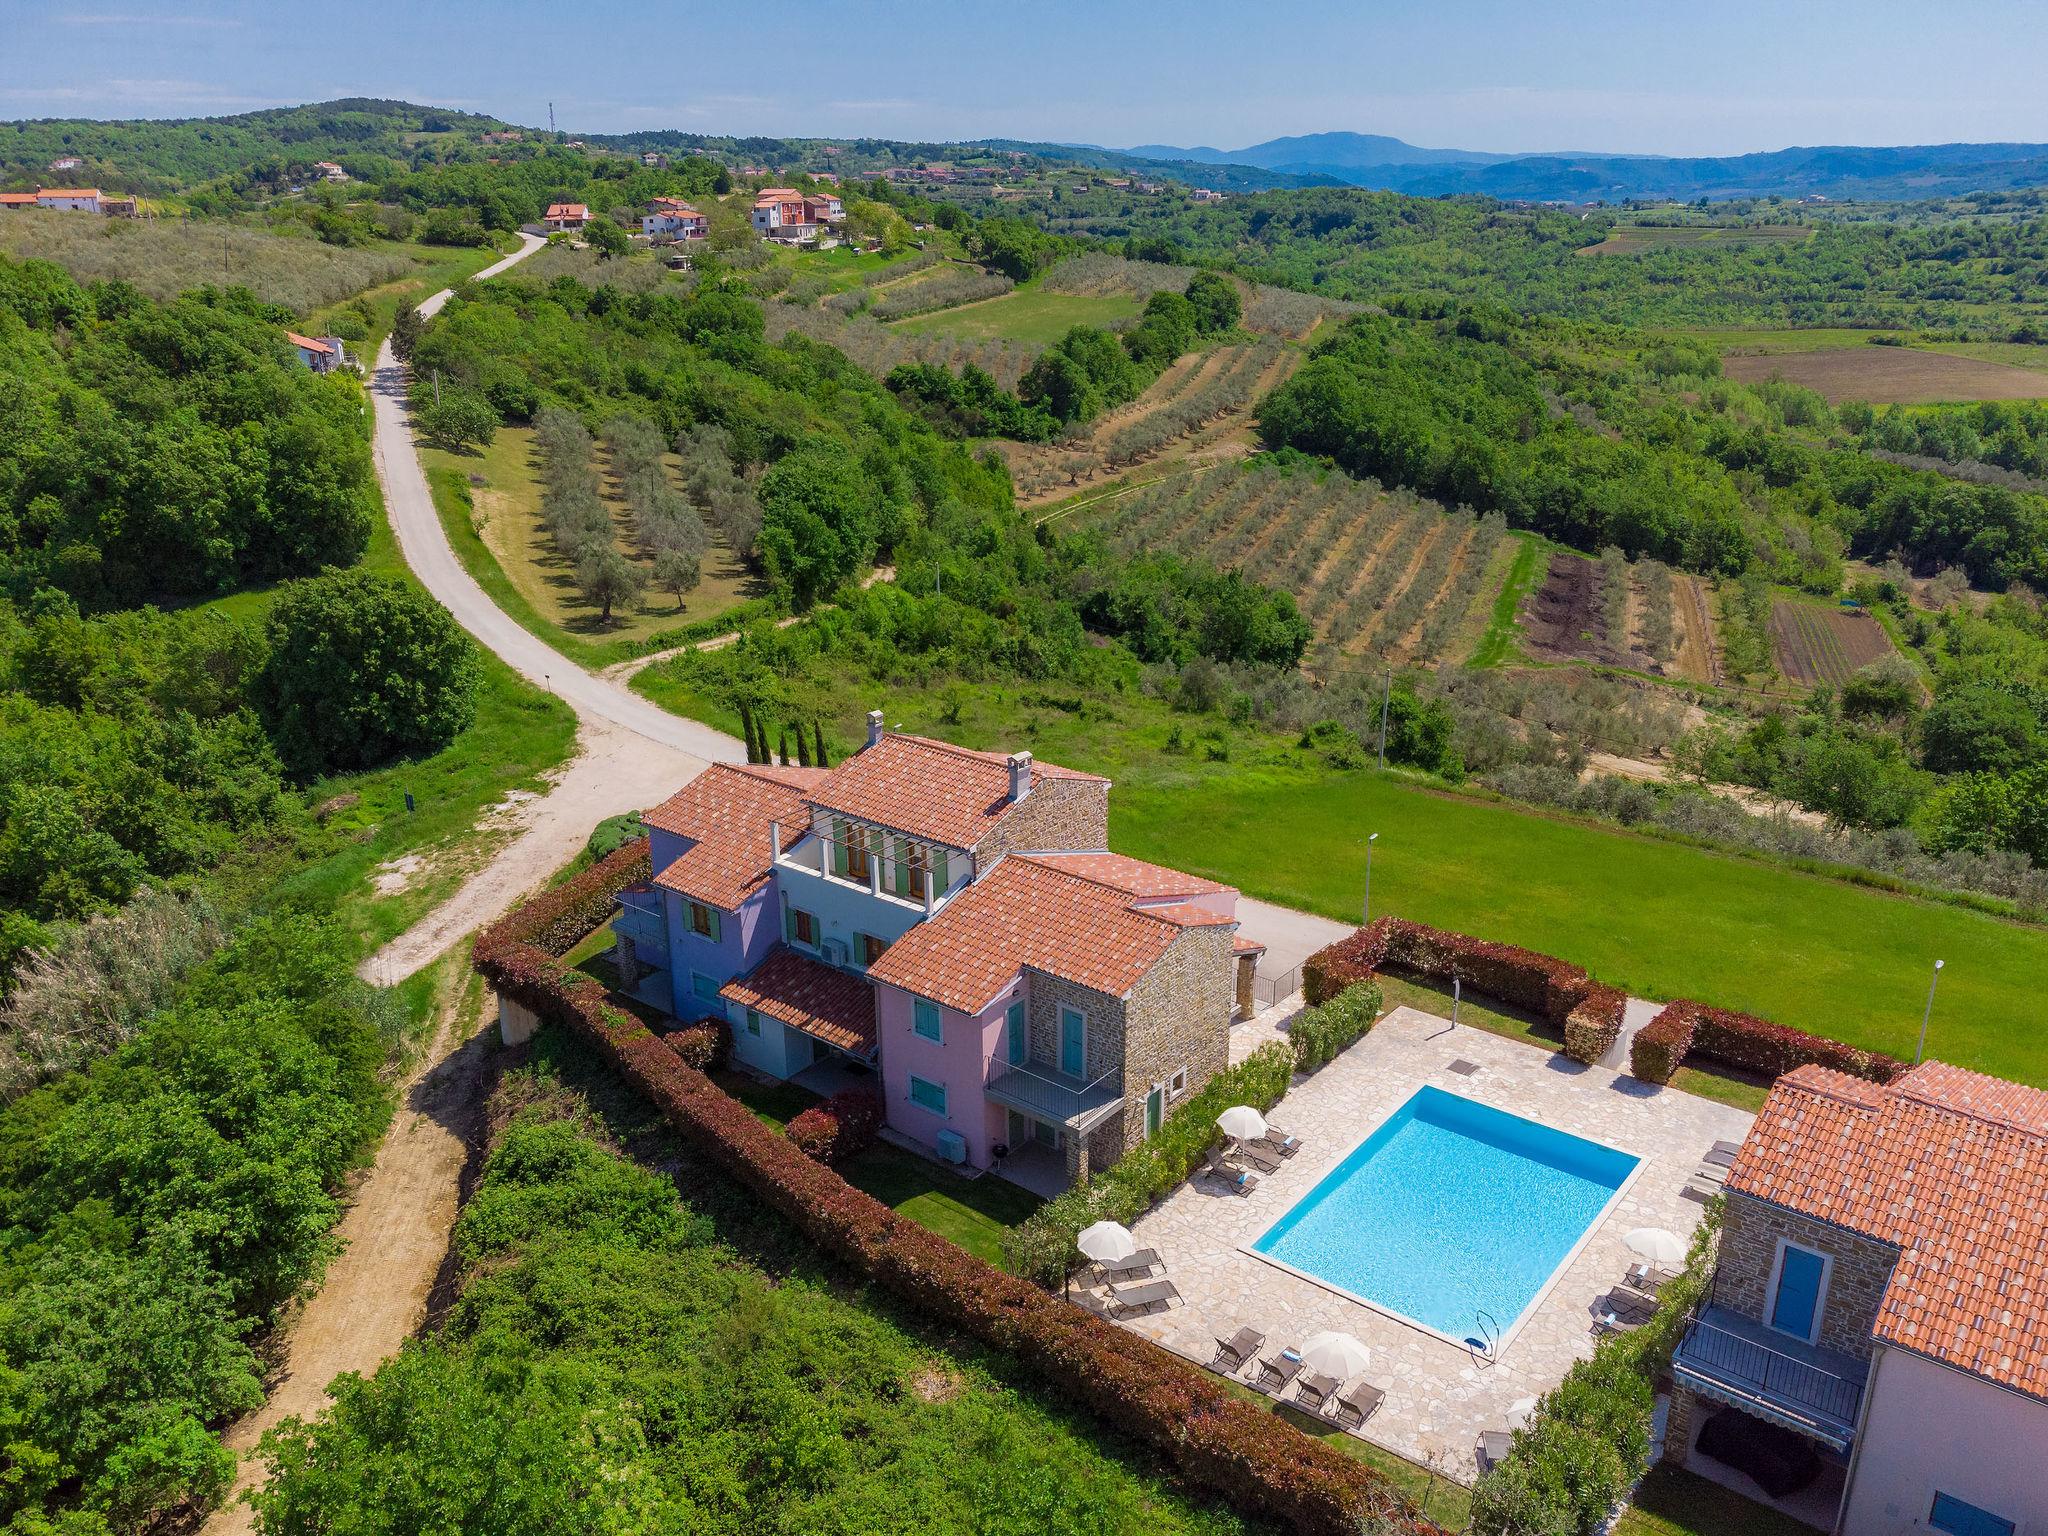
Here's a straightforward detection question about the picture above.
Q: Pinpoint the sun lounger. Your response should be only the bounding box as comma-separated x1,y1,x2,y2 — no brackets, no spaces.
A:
1593,1302,1650,1337
1476,1429,1515,1475
1328,1378,1386,1429
1204,1146,1260,1195
1069,1288,1114,1319
1295,1371,1341,1412
1626,1261,1680,1291
1706,1138,1742,1163
1231,1138,1281,1174
1212,1326,1266,1374
1254,1129,1301,1158
1252,1349,1306,1396
1611,1282,1660,1317
1108,1278,1181,1316
1103,1248,1163,1283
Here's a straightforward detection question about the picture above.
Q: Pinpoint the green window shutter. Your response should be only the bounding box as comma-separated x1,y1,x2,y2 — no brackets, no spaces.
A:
784,905,796,944
931,849,950,894
832,820,851,877
708,907,722,943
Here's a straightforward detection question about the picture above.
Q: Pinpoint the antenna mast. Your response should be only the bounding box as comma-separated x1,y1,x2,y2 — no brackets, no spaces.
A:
549,101,556,134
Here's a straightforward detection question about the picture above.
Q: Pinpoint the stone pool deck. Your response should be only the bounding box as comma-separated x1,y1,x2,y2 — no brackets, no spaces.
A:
1118,1005,1753,1482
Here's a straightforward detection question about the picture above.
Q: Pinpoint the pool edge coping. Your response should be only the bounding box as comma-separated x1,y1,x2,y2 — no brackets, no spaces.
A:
1234,1082,1651,1360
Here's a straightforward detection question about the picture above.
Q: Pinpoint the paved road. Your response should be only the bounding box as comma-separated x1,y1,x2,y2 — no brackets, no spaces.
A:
370,232,743,763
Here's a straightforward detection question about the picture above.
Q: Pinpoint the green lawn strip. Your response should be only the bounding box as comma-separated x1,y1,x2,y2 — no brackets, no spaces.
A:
1616,1463,1816,1536
892,286,1142,344
1469,534,1544,666
709,1069,1041,1263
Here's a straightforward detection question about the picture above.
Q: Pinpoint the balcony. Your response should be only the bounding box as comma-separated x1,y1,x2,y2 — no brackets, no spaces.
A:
984,1061,1124,1137
1672,1305,1868,1450
772,828,965,920
611,886,668,962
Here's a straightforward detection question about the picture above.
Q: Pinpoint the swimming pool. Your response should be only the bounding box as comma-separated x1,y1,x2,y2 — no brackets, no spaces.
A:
1249,1086,1640,1346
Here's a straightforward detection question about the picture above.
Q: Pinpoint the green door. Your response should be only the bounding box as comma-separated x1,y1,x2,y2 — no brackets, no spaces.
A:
1145,1085,1164,1137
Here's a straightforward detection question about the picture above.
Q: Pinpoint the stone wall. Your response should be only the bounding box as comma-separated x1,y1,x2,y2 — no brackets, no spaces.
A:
1119,924,1235,1154
1023,970,1126,1182
974,777,1110,871
1718,1194,1899,1359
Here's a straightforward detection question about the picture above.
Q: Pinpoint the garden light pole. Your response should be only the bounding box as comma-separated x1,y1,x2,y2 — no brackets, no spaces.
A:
1914,959,1945,1065
1377,670,1392,769
1363,832,1379,924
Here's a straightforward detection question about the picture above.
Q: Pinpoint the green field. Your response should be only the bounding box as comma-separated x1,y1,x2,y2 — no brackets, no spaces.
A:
892,286,1140,344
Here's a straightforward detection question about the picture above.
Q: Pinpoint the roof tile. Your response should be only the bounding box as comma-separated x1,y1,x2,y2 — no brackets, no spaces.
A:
720,946,876,1057
807,733,1104,851
646,763,825,910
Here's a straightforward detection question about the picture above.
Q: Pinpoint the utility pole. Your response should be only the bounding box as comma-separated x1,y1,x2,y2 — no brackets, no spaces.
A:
1377,669,1392,769
549,101,556,134
1363,832,1379,924
1914,959,1945,1065
431,368,441,407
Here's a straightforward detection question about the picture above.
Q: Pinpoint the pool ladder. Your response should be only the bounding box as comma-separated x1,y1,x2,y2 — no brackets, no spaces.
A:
1464,1310,1500,1363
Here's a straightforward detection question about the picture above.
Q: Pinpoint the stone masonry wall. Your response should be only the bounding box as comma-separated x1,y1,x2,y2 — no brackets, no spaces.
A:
973,778,1110,872
1023,971,1127,1179
1718,1194,1899,1360
1118,924,1235,1156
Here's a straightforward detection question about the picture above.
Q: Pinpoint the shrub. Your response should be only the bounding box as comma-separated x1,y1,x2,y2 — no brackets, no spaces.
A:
664,1015,728,1071
1686,1001,1903,1084
786,1085,884,1164
1629,1000,1698,1084
471,868,1438,1536
1307,919,1591,1022
1561,983,1627,1065
1289,981,1384,1072
1301,918,1391,1003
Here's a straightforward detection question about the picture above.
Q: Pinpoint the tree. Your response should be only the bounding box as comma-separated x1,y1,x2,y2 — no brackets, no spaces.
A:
813,721,829,767
1919,683,2041,775
651,548,700,610
391,301,423,361
575,544,646,625
258,569,481,775
1183,270,1242,334
413,389,498,452
757,445,877,608
584,217,631,260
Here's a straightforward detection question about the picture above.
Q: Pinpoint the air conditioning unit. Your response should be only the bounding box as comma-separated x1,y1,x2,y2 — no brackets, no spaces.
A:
822,938,849,966
934,1128,967,1165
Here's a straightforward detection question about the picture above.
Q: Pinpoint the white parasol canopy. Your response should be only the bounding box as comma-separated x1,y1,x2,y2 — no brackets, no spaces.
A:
1299,1330,1371,1380
1505,1395,1540,1431
1624,1227,1686,1267
1216,1105,1269,1142
1077,1220,1138,1264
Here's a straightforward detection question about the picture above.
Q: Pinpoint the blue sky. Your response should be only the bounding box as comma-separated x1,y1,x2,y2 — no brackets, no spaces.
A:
5,0,2046,155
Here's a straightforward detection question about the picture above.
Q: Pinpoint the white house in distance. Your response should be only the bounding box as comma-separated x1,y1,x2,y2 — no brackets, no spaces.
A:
47,156,82,173
312,161,348,183
35,188,101,213
641,197,707,241
285,331,348,374
751,188,843,244
543,201,589,232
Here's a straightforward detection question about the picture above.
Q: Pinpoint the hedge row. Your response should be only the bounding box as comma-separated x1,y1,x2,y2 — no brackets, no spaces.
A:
787,1085,884,1164
1305,918,1905,1086
1629,998,1904,1087
1006,980,1384,1284
665,1016,729,1071
473,843,1438,1536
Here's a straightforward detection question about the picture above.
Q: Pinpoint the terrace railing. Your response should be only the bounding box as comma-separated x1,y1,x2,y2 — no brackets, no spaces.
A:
1674,1311,1864,1431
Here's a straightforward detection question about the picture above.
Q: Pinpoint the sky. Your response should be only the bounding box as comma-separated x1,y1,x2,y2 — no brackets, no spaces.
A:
4,0,2047,156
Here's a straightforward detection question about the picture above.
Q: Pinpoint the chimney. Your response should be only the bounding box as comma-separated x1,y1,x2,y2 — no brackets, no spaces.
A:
1007,750,1033,805
865,709,884,750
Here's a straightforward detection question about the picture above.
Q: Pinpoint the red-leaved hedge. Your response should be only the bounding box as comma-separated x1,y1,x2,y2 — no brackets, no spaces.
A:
474,838,1439,1536
1308,918,1592,1023
787,1085,884,1164
1562,983,1628,1065
665,1016,730,1071
1687,1001,1903,1084
1629,1002,1697,1085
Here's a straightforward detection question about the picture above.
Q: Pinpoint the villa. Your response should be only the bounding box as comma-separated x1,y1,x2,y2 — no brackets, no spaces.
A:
611,716,1259,1187
1668,1061,2048,1534
641,197,707,241
543,201,589,232
285,330,348,373
751,189,843,243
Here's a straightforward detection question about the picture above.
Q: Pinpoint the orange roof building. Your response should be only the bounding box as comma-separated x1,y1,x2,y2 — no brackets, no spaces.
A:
608,717,1256,1187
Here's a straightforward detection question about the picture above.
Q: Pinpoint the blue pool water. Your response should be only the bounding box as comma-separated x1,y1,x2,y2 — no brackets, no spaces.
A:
1251,1087,1639,1340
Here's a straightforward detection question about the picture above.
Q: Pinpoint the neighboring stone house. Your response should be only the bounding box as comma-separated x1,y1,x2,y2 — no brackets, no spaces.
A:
611,715,1257,1190
34,187,101,213
543,201,589,232
1669,1061,2048,1535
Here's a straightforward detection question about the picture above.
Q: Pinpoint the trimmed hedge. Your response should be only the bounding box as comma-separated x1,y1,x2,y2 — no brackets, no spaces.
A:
1629,1002,1696,1085
1562,983,1627,1066
1629,998,1904,1086
787,1085,884,1164
1308,918,1592,1024
473,844,1439,1536
1288,979,1384,1073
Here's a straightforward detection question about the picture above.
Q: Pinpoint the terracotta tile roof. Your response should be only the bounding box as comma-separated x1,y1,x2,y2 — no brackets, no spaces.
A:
720,945,876,1057
1727,1060,2048,1399
284,331,335,354
0,193,38,205
1015,850,1225,899
37,188,100,198
865,855,1228,1014
646,763,826,910
808,733,1104,851
1232,934,1267,955
545,202,588,219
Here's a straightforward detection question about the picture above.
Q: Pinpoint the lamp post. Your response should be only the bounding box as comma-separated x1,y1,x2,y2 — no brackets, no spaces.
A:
1363,832,1380,925
1914,959,1945,1065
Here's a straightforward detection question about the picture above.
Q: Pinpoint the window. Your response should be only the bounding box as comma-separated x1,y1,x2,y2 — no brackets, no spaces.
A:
1766,1239,1831,1344
1929,1494,2016,1536
833,819,874,883
744,1008,762,1037
1059,1006,1086,1078
858,933,888,968
1168,1067,1188,1099
1006,1001,1026,1067
908,1075,947,1116
691,972,720,1004
688,902,718,939
787,907,817,947
913,999,943,1043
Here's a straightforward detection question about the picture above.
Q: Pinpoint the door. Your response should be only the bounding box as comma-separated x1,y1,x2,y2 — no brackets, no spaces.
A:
1059,1007,1085,1077
1006,1001,1026,1066
1033,1118,1059,1151
1145,1085,1164,1137
1769,1244,1826,1341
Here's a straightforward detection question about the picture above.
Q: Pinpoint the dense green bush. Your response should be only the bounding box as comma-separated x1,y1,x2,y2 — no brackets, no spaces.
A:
1287,980,1383,1072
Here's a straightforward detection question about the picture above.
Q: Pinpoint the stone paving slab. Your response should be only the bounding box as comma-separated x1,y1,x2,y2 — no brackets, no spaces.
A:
1113,1006,1753,1483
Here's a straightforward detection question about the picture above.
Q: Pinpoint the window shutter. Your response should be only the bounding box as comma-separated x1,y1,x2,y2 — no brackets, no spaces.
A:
784,905,796,944
931,849,950,894
708,907,722,943
830,820,848,877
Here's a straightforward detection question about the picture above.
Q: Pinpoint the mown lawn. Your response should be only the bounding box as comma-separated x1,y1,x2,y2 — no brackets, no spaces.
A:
1616,1463,1817,1536
893,285,1140,344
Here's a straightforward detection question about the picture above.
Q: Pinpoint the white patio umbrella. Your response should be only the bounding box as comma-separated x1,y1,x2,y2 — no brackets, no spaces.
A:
1077,1220,1138,1264
1216,1105,1268,1142
1624,1227,1686,1267
1299,1331,1372,1380
1504,1395,1540,1431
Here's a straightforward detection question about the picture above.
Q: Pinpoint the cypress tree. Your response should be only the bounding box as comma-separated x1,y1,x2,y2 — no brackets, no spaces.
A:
777,728,790,766
795,724,812,768
739,704,759,763
813,721,829,767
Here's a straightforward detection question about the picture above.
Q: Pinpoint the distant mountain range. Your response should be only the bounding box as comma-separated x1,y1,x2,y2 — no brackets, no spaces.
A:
1116,132,2048,202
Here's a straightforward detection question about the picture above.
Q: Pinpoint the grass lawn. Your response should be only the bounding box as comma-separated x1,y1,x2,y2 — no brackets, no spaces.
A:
307,236,518,355
634,671,2048,1083
420,427,759,665
711,1069,1042,1264
1469,534,1544,666
893,286,1140,345
1616,1463,1817,1536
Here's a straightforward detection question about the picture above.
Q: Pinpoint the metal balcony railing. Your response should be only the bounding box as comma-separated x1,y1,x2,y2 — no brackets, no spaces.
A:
1675,1311,1865,1430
